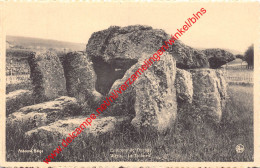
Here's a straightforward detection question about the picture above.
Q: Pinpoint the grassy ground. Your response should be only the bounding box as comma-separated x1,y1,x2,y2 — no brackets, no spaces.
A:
6,81,32,94
6,85,253,162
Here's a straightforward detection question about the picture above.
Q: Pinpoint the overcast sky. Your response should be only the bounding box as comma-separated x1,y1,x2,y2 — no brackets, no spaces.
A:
4,2,258,54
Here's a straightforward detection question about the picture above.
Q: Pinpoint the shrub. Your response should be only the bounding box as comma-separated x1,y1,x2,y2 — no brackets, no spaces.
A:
236,54,244,60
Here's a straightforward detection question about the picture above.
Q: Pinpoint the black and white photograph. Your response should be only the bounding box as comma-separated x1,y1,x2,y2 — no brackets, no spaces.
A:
1,1,258,167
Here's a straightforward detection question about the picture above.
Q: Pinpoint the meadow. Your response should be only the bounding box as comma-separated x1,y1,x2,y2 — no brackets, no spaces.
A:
6,84,254,162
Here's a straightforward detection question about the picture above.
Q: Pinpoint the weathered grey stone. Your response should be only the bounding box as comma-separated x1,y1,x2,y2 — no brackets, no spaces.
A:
7,96,80,132
108,52,177,132
86,25,209,94
175,68,193,104
18,96,78,113
62,52,102,106
6,90,33,115
86,25,209,70
24,116,131,142
86,25,151,63
202,49,235,68
28,51,67,103
7,111,49,132
189,69,227,123
215,69,228,108
170,41,209,69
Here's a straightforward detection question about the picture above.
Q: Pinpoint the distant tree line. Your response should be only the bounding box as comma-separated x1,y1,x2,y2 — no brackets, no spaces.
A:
235,44,254,69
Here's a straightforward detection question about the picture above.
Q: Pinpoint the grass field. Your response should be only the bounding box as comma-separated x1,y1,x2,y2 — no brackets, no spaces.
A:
6,81,32,94
6,84,253,162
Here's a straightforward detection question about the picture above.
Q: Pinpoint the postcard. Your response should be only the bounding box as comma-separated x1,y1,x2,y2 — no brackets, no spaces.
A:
0,1,259,167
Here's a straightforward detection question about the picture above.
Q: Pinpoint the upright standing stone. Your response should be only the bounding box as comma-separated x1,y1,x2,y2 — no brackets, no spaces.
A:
215,69,227,109
131,53,177,133
175,68,193,104
28,51,67,103
109,52,177,133
190,69,227,123
62,52,102,106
